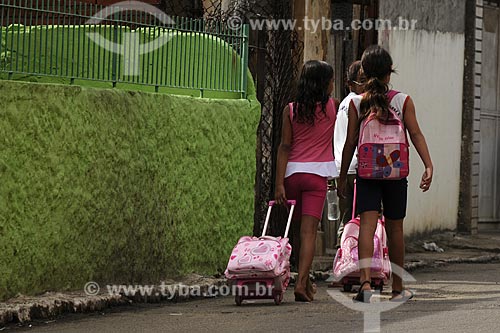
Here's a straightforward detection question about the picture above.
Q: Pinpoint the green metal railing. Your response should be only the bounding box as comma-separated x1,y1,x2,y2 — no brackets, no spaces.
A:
0,0,249,98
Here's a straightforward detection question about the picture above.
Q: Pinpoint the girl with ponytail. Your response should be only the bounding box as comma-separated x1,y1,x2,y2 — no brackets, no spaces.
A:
358,46,395,123
338,45,434,303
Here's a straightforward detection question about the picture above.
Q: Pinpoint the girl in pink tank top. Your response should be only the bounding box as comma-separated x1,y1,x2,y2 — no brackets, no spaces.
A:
274,60,337,302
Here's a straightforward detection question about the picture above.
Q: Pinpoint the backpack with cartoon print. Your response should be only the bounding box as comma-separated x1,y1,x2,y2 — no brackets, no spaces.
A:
356,90,409,180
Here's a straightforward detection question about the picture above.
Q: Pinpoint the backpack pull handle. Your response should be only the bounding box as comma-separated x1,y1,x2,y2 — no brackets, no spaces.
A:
352,179,357,220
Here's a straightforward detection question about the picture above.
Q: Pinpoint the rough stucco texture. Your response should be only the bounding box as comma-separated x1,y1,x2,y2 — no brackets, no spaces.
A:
379,0,466,34
0,80,260,301
383,29,465,235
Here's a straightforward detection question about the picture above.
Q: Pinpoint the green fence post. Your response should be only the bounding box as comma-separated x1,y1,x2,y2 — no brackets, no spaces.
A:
240,24,249,99
5,4,14,72
16,1,22,73
0,3,4,71
112,19,118,87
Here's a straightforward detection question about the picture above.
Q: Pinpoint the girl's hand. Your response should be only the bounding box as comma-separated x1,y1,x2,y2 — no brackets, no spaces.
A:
275,184,287,205
337,177,347,199
420,167,433,192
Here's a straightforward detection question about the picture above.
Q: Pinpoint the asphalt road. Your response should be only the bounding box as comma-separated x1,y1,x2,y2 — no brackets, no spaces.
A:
10,263,500,333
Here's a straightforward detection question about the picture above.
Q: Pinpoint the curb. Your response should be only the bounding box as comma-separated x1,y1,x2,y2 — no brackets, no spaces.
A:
0,279,227,327
2,254,500,327
0,294,127,327
404,253,500,272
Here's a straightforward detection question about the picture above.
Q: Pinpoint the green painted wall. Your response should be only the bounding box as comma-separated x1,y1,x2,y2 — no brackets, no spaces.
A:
0,80,260,301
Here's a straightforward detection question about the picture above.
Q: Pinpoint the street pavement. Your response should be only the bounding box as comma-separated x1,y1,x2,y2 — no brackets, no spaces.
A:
8,262,500,333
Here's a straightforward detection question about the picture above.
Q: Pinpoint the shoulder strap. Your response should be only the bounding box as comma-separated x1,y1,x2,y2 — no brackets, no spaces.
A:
387,90,405,121
387,90,400,102
387,90,410,146
387,90,411,123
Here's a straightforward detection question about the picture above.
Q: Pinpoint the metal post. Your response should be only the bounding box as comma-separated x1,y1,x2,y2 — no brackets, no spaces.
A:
240,24,249,99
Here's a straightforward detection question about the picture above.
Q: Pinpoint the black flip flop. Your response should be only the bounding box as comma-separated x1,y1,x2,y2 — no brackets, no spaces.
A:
353,281,372,303
294,291,311,302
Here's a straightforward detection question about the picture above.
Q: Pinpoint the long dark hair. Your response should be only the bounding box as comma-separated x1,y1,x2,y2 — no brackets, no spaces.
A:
294,60,334,125
359,45,394,123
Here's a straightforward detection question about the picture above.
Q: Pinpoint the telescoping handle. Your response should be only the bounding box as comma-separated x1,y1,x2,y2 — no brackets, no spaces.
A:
352,179,357,220
261,200,296,238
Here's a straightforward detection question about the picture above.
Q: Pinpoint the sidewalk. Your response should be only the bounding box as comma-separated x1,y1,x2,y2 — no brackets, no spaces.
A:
2,231,500,327
404,231,500,269
312,230,500,272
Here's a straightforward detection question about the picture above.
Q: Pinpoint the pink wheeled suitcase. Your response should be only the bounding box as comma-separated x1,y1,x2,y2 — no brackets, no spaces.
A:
332,182,391,292
225,200,295,305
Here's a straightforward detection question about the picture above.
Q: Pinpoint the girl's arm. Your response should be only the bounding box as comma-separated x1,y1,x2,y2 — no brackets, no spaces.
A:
275,105,292,204
338,101,359,196
403,97,434,192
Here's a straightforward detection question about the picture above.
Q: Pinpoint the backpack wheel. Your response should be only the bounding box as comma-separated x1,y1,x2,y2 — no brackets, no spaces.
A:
273,292,283,305
343,284,353,292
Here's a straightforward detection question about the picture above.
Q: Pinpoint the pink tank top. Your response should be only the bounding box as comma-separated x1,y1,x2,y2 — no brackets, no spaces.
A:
286,98,338,178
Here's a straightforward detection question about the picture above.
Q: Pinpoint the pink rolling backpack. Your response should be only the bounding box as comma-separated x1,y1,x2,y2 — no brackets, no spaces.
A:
333,182,391,292
225,201,295,305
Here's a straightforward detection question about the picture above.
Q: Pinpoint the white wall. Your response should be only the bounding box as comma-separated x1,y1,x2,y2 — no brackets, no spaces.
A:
380,29,465,234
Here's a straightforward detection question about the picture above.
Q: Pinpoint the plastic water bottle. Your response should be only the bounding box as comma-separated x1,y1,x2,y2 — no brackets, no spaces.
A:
327,185,340,221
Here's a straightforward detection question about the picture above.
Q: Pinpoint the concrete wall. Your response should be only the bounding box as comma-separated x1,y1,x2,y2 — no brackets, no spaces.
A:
379,0,465,34
379,0,466,234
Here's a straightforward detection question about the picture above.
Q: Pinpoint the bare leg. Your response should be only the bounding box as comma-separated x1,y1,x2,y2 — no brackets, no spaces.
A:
385,218,405,293
291,218,301,272
358,211,379,291
306,278,317,298
294,215,319,302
